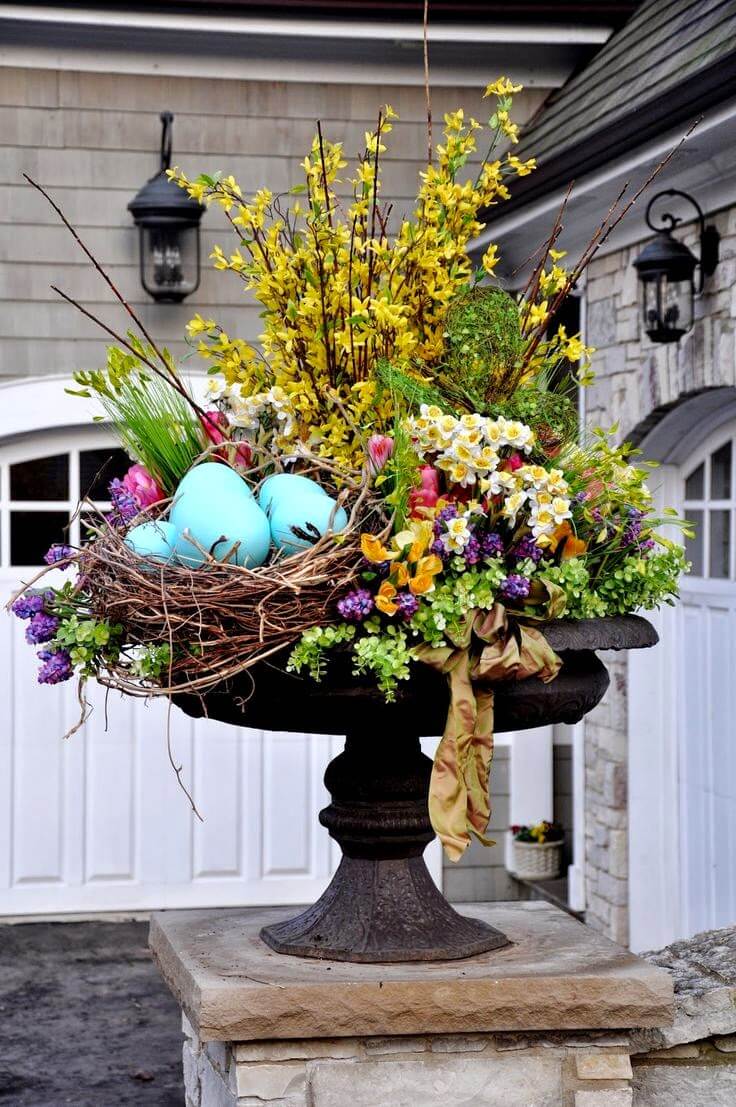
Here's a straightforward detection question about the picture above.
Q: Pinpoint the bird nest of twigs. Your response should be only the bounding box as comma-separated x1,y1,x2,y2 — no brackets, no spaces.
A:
76,475,382,699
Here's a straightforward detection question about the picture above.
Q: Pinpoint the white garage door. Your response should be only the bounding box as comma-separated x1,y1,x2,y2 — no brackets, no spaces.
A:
678,426,736,936
0,424,343,914
630,415,736,950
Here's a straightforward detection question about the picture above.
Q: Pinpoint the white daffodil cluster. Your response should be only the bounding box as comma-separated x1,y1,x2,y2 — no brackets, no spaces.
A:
406,406,535,488
206,381,297,442
508,464,572,547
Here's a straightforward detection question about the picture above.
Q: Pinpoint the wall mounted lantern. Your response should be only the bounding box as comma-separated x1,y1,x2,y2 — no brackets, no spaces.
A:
633,189,720,344
128,112,204,303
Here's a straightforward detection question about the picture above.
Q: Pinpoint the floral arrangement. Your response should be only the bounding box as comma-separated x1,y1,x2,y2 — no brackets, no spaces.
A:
511,821,564,845
9,79,688,858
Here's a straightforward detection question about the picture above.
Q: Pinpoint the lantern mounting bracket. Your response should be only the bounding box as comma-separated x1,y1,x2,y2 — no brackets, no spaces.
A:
644,189,719,294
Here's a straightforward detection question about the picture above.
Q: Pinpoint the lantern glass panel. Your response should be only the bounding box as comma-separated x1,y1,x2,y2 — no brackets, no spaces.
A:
642,272,693,339
140,224,199,301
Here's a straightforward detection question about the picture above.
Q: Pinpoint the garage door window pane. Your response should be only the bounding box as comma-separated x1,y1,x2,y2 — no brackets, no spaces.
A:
711,443,732,500
709,510,731,579
685,463,704,501
80,448,131,501
10,454,69,501
684,510,703,576
10,511,69,566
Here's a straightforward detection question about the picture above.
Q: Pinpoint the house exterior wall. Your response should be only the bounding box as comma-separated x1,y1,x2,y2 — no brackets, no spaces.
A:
0,64,547,382
582,205,736,944
444,745,573,904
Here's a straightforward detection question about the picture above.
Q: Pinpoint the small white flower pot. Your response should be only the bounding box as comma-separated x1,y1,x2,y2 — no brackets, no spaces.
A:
511,839,563,880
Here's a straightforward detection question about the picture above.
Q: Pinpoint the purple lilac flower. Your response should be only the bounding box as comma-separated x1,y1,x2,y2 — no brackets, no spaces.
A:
438,504,458,522
574,490,588,503
11,591,50,619
591,507,603,524
430,538,448,560
337,588,375,622
396,592,420,620
480,532,505,559
107,478,140,528
37,649,73,685
622,507,645,547
464,535,482,566
25,611,59,645
44,544,74,565
509,535,543,565
500,574,531,601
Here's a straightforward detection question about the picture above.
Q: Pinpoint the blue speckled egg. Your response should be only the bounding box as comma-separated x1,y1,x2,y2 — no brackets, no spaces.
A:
269,490,348,556
257,472,328,515
171,463,270,568
124,520,177,568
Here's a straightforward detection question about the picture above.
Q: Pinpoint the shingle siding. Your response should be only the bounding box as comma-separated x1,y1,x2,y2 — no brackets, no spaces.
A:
0,66,547,381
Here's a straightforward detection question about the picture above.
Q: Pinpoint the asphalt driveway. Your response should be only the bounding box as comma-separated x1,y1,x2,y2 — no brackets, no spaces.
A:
0,920,183,1106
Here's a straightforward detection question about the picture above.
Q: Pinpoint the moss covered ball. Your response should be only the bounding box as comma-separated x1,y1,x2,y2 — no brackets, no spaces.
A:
443,287,523,398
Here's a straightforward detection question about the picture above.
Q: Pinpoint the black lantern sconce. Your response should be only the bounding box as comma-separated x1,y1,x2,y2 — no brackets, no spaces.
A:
633,189,720,344
128,112,204,303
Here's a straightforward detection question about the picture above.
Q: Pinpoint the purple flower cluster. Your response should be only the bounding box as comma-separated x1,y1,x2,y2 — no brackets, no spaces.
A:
11,590,52,619
44,544,74,565
463,535,481,566
37,649,73,685
11,588,72,684
107,477,140,528
396,592,419,620
622,507,644,547
337,588,374,622
25,612,59,645
480,531,504,558
509,535,543,565
500,574,531,601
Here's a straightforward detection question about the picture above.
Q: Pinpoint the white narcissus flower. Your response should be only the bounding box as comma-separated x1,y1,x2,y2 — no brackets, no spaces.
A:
502,490,528,523
531,508,556,538
445,515,472,551
551,496,572,525
486,469,519,497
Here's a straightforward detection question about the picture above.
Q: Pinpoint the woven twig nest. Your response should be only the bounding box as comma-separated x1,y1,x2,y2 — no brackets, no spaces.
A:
81,480,382,698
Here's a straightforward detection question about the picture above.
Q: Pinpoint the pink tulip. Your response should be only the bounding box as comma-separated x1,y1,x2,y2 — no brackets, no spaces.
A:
122,463,164,509
366,434,394,475
409,465,440,517
502,451,524,472
201,410,252,469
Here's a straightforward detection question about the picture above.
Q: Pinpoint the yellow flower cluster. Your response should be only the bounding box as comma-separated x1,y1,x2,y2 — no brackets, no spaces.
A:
169,81,535,468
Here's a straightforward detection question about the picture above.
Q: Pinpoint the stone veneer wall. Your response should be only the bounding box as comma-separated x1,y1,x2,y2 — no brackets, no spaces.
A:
581,205,736,943
443,745,573,903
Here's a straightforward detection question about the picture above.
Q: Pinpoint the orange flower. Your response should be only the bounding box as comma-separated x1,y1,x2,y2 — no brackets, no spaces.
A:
361,533,395,563
408,554,443,595
375,580,399,615
391,562,411,587
561,534,587,560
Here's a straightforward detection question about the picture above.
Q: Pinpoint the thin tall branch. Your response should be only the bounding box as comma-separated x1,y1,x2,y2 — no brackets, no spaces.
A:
50,285,210,424
423,0,432,165
24,174,175,381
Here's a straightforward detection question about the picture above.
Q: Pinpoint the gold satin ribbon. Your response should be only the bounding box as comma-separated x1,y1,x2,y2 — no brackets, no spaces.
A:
415,589,564,863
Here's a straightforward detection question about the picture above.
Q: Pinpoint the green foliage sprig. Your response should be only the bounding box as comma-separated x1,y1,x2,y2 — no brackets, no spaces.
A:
70,339,205,493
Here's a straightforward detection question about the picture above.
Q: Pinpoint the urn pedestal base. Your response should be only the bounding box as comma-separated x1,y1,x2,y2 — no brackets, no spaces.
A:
260,855,508,962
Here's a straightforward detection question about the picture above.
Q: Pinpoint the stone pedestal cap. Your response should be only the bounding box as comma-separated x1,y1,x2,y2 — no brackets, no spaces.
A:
150,901,673,1043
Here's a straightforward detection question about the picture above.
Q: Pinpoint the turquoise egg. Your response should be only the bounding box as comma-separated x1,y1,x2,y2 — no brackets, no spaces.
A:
257,472,328,515
176,462,255,501
124,520,177,568
171,464,270,569
269,490,348,556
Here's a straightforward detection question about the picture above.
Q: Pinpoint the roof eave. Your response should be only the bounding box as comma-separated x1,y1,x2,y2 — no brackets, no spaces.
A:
483,51,736,225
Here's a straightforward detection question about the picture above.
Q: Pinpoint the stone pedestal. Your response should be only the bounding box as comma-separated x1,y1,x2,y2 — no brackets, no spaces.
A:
150,901,674,1107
